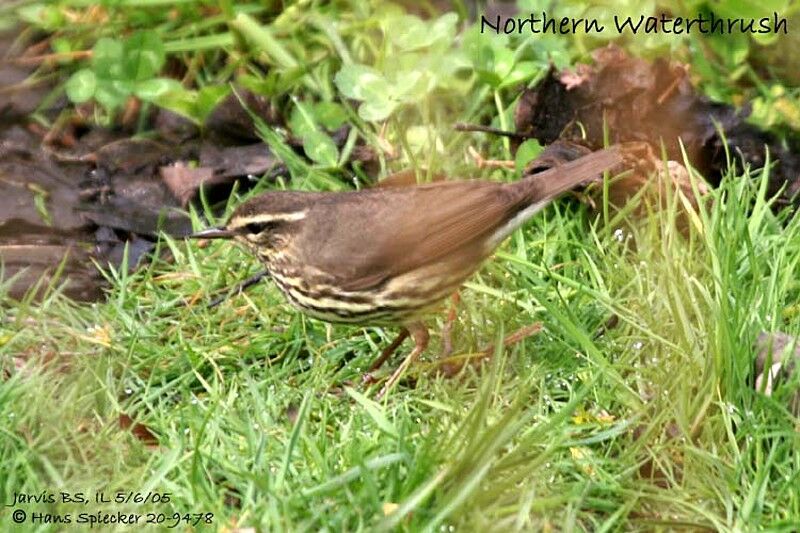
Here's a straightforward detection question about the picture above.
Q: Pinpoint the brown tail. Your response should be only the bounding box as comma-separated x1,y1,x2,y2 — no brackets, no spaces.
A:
515,146,623,203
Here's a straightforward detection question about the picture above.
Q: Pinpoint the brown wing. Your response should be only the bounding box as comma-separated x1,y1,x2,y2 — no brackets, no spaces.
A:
295,180,521,291
294,146,622,291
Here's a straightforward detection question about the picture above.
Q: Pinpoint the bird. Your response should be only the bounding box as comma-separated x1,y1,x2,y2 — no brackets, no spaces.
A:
189,146,622,397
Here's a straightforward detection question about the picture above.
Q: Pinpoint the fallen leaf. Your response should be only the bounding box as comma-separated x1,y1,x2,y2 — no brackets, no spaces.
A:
118,414,159,448
160,164,215,206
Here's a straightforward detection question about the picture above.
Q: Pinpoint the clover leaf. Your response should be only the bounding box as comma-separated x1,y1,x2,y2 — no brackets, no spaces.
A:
64,30,170,114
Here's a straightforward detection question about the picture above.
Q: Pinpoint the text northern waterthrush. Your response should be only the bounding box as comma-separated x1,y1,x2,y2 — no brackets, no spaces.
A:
190,147,622,397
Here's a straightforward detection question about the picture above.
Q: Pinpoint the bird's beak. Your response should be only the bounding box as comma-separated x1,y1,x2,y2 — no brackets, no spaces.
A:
187,226,236,239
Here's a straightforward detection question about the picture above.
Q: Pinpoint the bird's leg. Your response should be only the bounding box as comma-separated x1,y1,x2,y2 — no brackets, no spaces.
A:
361,328,409,385
440,292,461,359
375,322,429,400
207,269,270,308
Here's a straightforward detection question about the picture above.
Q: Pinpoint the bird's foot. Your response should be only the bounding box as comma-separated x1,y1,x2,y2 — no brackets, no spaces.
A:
375,322,429,400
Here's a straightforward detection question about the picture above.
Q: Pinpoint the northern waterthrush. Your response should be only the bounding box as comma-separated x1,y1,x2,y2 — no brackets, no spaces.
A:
190,146,622,396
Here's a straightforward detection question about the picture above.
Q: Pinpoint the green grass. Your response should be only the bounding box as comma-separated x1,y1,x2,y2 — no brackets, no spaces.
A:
2,154,800,531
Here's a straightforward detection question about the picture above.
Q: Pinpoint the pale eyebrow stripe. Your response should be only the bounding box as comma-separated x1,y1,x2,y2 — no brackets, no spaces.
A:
231,211,308,227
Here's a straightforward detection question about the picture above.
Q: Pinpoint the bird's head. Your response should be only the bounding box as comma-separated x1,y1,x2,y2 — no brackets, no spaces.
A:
188,193,310,258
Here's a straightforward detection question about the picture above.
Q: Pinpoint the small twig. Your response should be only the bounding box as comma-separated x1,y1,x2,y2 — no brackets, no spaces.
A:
434,322,543,377
493,323,543,348
4,50,92,66
454,122,526,139
656,68,686,105
467,146,515,169
22,38,52,58
207,270,270,308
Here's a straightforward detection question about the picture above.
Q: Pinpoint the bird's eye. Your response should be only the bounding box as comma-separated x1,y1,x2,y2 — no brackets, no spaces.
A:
245,221,277,234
